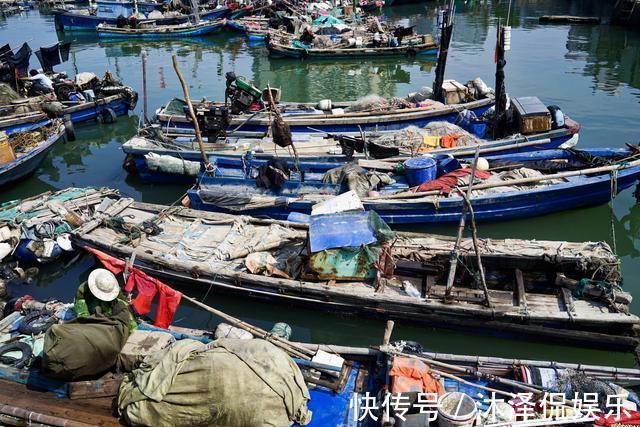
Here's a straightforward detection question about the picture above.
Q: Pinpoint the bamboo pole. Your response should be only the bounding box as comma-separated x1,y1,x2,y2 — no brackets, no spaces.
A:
459,190,492,308
0,405,93,427
444,147,481,300
141,50,148,123
373,157,640,201
171,55,211,169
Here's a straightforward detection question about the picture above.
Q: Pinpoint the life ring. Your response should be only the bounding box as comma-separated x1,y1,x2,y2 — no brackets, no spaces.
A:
0,342,32,368
18,310,56,335
98,107,117,124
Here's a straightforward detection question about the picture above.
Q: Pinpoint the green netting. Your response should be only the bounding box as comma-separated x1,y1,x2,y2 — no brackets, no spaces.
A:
369,210,395,243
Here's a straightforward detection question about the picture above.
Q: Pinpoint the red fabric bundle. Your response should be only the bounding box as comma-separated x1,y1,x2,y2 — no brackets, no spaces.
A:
86,248,182,329
416,168,492,195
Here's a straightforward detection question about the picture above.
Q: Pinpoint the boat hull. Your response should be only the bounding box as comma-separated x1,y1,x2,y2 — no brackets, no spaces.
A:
53,8,228,30
156,97,495,134
267,40,438,58
187,149,640,224
0,95,131,134
97,20,224,38
123,129,578,184
0,124,65,187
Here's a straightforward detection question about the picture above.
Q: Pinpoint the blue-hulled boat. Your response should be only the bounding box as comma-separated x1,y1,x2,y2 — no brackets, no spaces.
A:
0,92,136,135
122,117,579,184
0,120,68,187
53,5,229,31
155,95,496,135
226,18,269,41
185,148,640,224
96,18,225,38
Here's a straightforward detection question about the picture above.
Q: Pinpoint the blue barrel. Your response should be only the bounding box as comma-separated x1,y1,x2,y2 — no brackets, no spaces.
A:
404,157,437,187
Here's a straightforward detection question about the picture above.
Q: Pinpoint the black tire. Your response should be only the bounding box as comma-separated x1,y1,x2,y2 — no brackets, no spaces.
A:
98,107,117,124
55,83,75,101
0,342,32,368
63,115,76,142
18,310,56,335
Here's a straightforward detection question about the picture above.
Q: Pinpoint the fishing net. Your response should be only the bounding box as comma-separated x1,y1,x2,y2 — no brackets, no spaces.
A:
0,83,20,104
348,94,412,112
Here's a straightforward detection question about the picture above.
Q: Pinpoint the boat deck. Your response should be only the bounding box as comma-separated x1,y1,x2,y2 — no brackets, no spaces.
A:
0,379,119,426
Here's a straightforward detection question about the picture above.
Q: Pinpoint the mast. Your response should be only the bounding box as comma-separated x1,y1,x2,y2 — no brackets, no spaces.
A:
432,0,455,103
493,21,508,139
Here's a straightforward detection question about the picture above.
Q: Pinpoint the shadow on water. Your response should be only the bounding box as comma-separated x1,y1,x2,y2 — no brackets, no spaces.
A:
0,0,639,365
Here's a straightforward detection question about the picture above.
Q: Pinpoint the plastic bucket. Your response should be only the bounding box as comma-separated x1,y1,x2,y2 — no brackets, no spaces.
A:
403,156,437,187
437,392,477,427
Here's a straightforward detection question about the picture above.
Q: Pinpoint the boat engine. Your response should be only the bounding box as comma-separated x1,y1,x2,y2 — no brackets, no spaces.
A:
224,72,262,115
194,105,230,138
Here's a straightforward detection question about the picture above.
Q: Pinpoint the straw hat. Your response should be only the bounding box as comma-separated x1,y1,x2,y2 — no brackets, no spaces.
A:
87,268,120,302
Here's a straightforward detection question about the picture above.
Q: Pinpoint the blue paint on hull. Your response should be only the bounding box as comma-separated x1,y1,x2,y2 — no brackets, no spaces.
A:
1,97,129,134
0,126,64,187
54,7,228,30
186,149,640,224
97,21,223,38
127,131,575,184
160,103,493,134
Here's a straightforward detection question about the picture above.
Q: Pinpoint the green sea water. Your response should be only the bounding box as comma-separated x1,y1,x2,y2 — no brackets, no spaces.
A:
1,0,639,366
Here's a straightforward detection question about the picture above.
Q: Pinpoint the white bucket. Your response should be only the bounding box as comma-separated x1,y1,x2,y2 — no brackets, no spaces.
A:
437,392,477,427
317,99,332,110
347,37,356,47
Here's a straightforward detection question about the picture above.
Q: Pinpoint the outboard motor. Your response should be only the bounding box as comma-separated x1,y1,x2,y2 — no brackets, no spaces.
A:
195,105,230,138
224,72,263,115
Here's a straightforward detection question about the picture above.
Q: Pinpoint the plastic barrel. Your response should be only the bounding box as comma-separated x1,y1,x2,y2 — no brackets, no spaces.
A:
403,157,437,187
437,392,477,427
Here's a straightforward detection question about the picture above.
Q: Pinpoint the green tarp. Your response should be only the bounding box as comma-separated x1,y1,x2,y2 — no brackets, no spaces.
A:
118,338,312,427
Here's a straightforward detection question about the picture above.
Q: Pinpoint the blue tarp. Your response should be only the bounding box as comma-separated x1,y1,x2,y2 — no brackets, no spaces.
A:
309,211,377,253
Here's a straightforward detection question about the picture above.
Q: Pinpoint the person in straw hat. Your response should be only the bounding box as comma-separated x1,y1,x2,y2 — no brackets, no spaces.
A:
73,268,137,331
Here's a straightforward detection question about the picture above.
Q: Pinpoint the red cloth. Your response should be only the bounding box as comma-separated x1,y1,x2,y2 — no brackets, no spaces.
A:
596,410,640,426
155,283,182,329
415,168,492,195
85,247,125,275
87,248,181,329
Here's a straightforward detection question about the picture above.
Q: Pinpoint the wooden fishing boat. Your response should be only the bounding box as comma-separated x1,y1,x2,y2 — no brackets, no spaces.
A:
226,17,269,40
186,147,640,225
122,120,580,183
67,192,640,352
96,18,225,38
0,120,68,187
155,94,495,135
2,302,639,426
53,6,229,30
266,32,438,58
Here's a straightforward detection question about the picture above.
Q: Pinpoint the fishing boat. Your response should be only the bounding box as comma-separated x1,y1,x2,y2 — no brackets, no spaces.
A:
96,18,225,38
0,119,69,187
0,73,137,134
226,17,270,40
266,32,438,58
53,4,229,31
2,297,639,426
66,190,640,352
122,117,580,184
185,147,640,224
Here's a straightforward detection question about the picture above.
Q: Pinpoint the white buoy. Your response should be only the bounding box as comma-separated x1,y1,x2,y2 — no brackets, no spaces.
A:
503,26,512,51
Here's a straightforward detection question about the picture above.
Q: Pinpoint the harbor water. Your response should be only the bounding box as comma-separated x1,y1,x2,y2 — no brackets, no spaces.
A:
1,0,639,366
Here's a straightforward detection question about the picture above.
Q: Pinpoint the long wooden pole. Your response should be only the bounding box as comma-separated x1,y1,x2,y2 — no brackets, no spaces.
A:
171,55,211,169
444,147,480,300
373,156,640,201
180,293,314,360
141,50,148,123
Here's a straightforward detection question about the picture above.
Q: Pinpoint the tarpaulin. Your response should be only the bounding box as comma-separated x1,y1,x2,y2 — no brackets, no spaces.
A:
86,247,182,329
58,42,71,62
0,44,11,60
36,44,61,72
596,409,640,426
7,43,31,77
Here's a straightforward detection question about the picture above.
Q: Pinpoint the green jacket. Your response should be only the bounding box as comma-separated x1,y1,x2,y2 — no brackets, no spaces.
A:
73,281,137,332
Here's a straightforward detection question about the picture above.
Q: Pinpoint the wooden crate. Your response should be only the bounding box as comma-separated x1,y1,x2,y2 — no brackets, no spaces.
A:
511,96,552,134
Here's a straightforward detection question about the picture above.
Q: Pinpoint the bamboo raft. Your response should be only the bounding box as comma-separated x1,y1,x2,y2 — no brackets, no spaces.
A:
68,193,640,353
